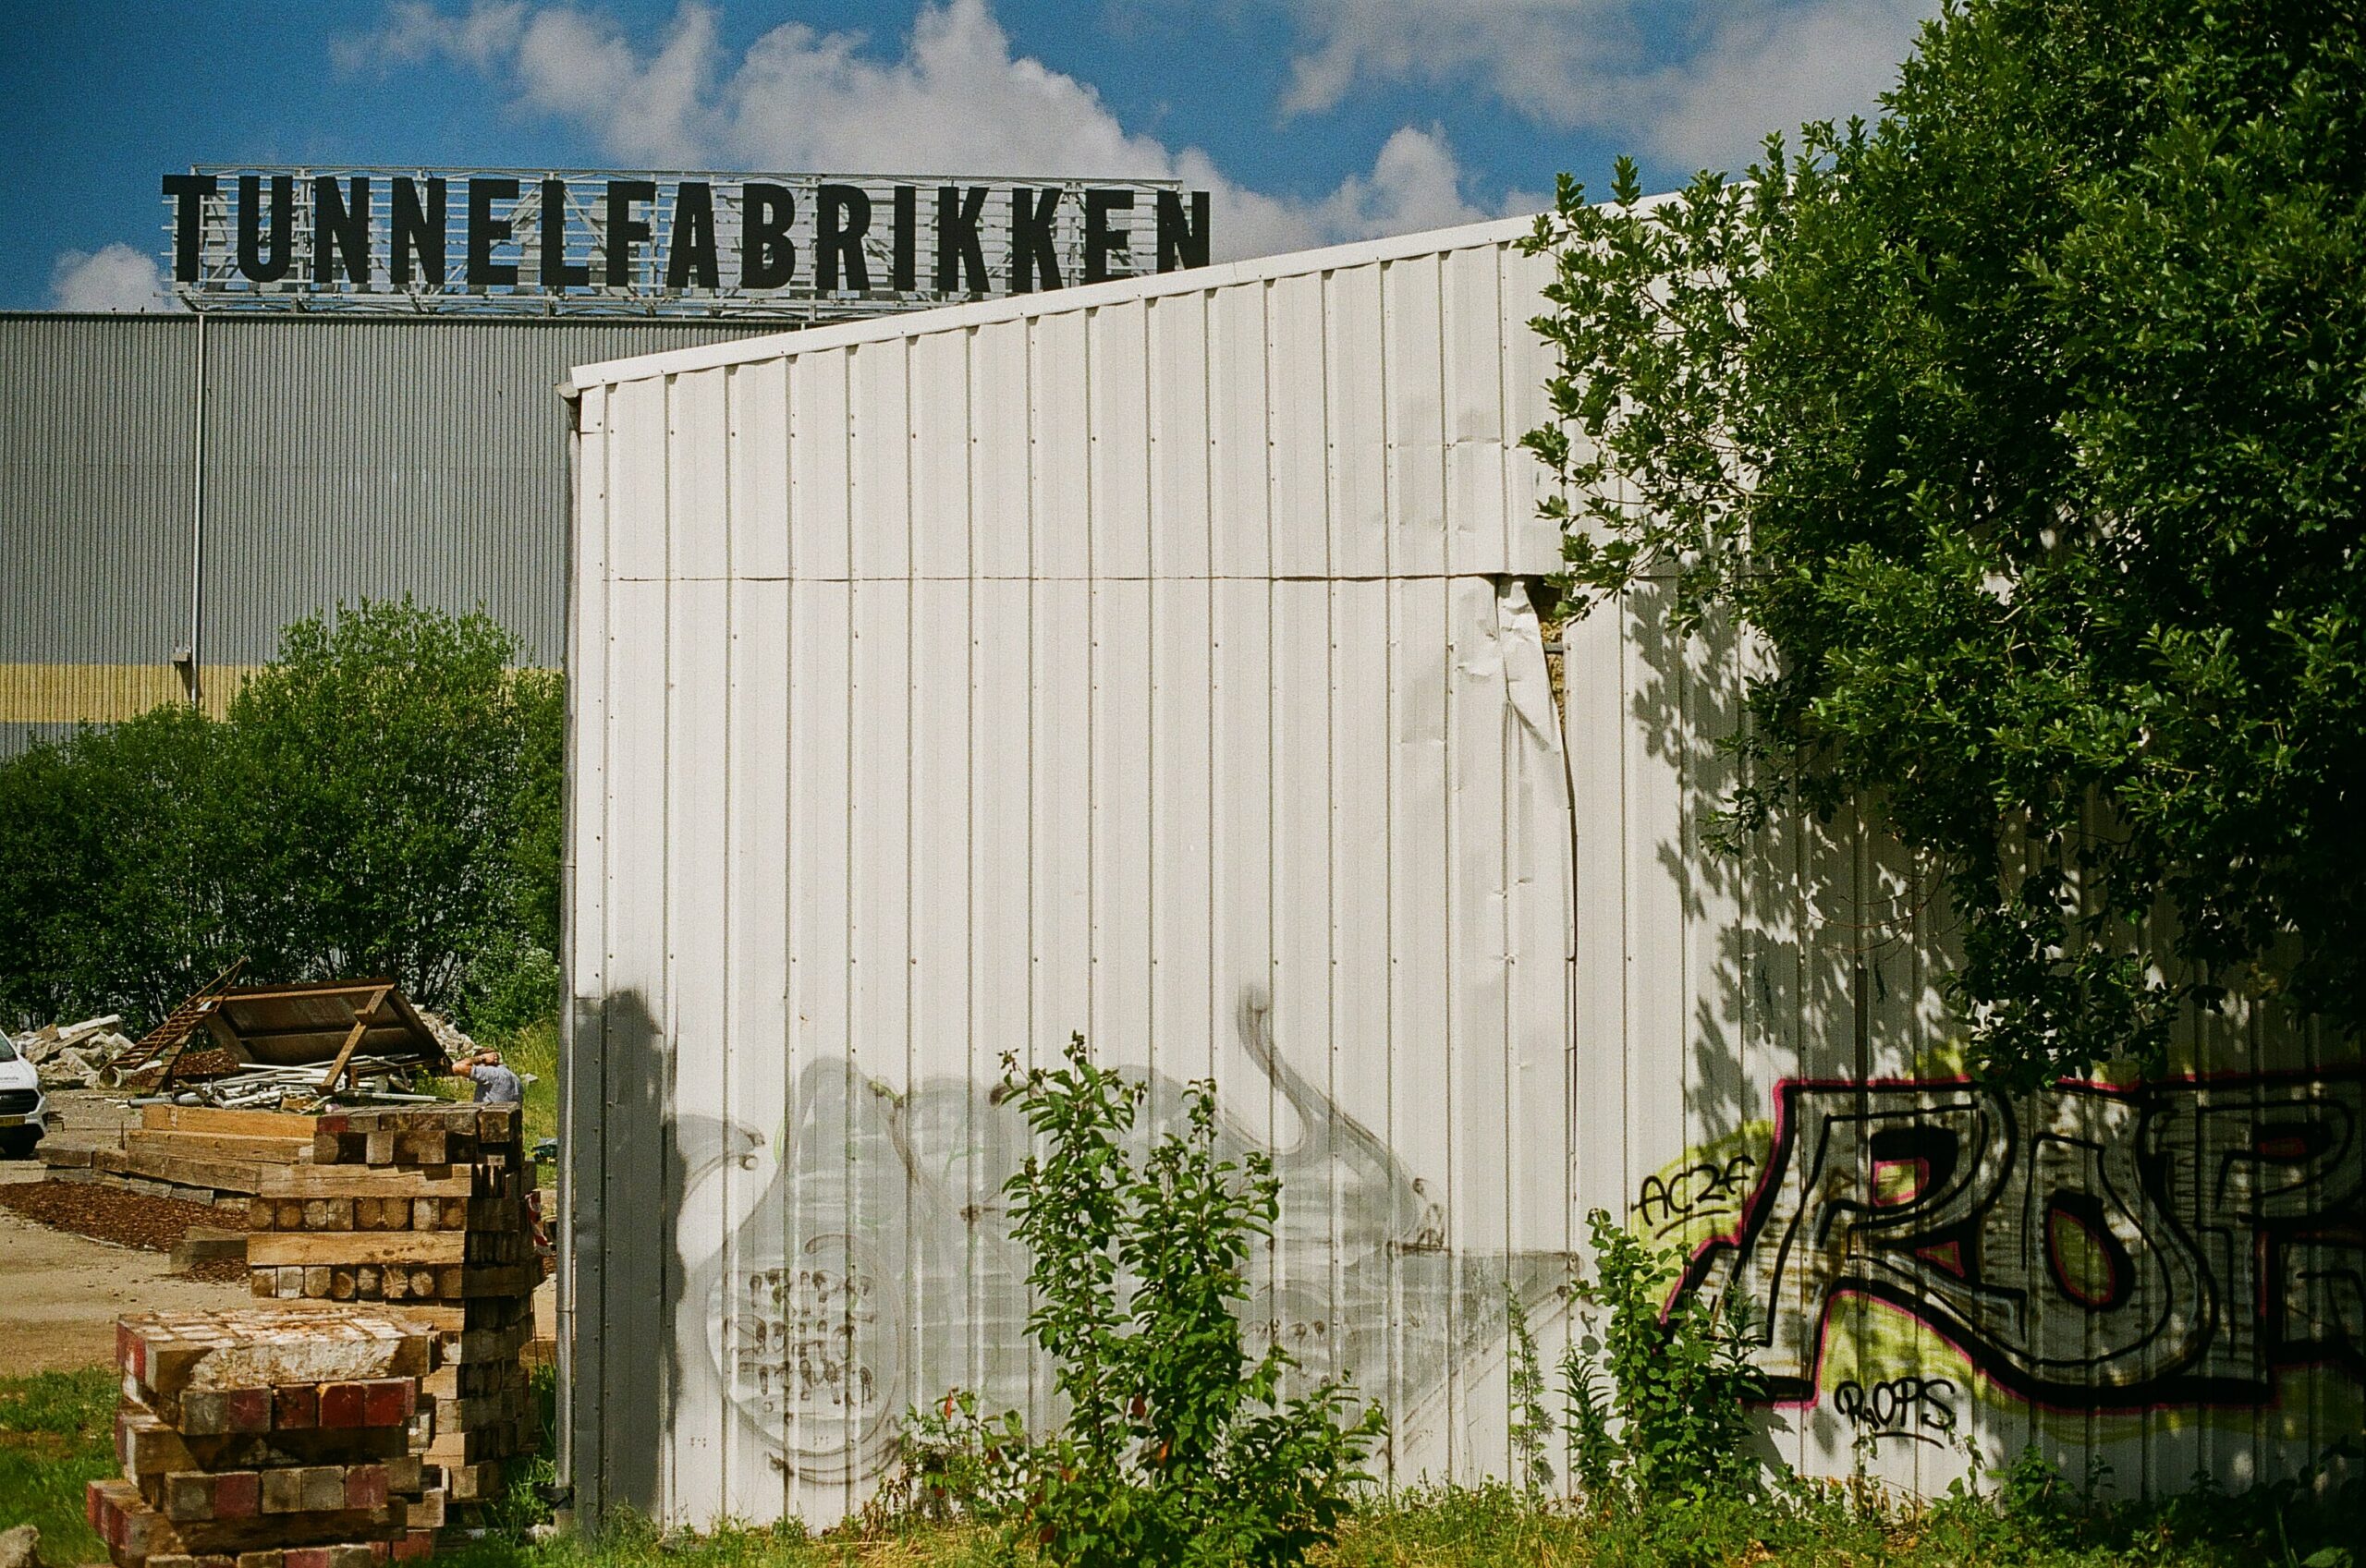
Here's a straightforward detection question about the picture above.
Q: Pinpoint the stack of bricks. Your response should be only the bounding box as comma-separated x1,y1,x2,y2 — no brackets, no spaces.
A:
246,1105,539,1511
91,1308,438,1568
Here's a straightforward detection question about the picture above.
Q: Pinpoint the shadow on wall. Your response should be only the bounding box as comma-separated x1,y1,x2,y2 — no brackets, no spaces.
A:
668,988,1577,1489
570,986,687,1521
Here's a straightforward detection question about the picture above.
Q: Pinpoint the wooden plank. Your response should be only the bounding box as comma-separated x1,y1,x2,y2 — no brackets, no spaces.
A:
125,1131,312,1166
318,986,392,1094
140,1106,320,1138
257,1167,478,1199
103,1146,269,1195
246,1233,469,1268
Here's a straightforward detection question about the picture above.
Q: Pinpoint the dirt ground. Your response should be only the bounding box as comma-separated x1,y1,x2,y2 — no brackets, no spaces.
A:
0,1206,255,1371
2,1179,559,1376
5,1087,559,1369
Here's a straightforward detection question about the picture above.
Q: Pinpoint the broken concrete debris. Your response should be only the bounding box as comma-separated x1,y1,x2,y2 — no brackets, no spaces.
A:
12,1014,140,1088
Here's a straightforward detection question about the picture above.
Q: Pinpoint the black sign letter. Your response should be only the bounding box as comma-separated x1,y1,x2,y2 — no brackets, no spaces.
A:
237,175,293,284
1009,187,1061,293
741,184,798,289
817,185,871,293
391,177,446,288
892,186,917,292
162,174,215,285
1085,188,1133,284
539,178,589,291
934,186,988,295
665,181,720,290
1157,189,1210,272
604,180,656,289
312,176,372,286
467,176,520,286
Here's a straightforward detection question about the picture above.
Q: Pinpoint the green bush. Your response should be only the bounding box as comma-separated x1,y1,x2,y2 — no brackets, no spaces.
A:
1563,1210,1767,1507
0,597,561,1031
904,1035,1385,1568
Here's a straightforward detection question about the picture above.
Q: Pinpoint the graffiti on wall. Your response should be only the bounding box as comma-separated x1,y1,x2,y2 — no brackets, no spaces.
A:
1684,1073,2364,1408
686,990,1574,1482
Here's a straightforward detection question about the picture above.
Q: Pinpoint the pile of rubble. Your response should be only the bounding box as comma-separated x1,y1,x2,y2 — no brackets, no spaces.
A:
12,1014,140,1088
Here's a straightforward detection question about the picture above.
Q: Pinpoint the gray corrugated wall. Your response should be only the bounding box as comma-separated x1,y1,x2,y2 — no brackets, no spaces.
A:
0,317,196,666
197,315,769,666
0,312,778,756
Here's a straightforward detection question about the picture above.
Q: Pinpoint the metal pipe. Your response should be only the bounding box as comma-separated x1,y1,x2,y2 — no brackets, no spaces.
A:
189,311,208,709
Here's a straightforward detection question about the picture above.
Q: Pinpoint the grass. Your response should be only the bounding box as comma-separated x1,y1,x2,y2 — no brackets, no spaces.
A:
0,1367,119,1563
6,1365,2353,1568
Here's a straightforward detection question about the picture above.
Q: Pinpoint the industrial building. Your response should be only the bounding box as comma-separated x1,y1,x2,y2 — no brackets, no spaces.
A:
0,310,773,755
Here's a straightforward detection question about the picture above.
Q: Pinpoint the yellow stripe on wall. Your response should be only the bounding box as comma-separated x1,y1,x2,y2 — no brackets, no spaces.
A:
0,663,261,724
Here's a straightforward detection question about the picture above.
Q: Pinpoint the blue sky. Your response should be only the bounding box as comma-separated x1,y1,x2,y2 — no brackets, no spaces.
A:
2,0,1933,311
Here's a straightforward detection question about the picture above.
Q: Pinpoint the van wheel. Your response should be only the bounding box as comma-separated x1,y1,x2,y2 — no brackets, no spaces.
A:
0,1129,40,1161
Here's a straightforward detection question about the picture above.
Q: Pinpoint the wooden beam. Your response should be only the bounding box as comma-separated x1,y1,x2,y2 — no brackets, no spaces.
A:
317,986,393,1095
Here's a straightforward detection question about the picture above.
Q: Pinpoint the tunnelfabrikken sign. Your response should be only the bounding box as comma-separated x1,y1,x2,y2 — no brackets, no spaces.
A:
161,166,1212,321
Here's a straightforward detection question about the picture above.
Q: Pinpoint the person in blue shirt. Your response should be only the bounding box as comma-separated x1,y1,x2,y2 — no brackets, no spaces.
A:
449,1050,523,1105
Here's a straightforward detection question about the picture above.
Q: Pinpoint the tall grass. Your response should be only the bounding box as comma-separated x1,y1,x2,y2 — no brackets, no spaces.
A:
0,1367,119,1562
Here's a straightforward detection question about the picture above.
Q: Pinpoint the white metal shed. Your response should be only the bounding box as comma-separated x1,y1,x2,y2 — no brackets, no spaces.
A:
563,213,2361,1530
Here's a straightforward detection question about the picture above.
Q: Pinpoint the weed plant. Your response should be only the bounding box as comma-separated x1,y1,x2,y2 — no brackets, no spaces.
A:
900,1036,1385,1568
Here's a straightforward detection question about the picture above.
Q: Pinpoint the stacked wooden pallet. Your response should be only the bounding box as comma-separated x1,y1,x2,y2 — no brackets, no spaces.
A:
247,1106,538,1507
43,1107,317,1209
90,1308,439,1568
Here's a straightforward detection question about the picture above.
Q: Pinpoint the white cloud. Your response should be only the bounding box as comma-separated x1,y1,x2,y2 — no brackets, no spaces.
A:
335,0,1515,259
333,0,525,70
1275,0,1933,174
47,243,176,312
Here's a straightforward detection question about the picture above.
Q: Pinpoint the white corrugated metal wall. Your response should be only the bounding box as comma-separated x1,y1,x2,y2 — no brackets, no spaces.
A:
566,215,2361,1529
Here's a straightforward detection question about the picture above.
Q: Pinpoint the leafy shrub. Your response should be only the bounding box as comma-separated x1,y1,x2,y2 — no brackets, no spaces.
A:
0,704,241,1026
0,597,562,1030
1564,1209,1766,1505
906,1035,1384,1568
226,596,555,1009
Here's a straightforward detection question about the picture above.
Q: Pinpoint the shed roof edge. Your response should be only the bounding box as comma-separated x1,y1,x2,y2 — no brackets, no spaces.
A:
560,210,1558,391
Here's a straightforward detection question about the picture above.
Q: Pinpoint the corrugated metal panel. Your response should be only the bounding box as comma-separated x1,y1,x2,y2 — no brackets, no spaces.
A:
567,224,1578,1527
567,217,2361,1530
1560,600,2361,1501
0,316,196,667
0,314,777,753
199,317,765,667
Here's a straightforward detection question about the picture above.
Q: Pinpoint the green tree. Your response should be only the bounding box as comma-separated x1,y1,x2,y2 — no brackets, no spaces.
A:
1525,0,2365,1084
0,707,238,1027
224,596,556,1013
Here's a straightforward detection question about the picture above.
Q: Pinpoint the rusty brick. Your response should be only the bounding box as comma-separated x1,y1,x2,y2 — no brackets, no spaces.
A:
318,1382,365,1428
213,1471,260,1520
273,1384,318,1430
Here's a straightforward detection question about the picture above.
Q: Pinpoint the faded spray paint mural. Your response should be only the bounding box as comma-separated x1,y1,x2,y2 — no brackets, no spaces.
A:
681,991,1575,1485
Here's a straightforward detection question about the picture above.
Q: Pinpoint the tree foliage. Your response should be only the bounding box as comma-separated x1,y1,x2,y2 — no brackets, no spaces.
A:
1524,0,2366,1083
0,598,561,1030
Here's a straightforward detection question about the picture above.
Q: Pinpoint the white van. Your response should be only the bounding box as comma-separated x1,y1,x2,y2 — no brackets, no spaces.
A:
0,1034,47,1158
